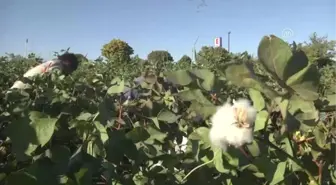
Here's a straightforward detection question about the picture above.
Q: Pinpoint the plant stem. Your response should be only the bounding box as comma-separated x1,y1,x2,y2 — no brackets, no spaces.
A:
255,136,319,185
181,159,214,182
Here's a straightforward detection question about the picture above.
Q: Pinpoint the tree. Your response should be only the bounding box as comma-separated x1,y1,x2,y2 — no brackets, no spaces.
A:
297,32,336,67
101,39,134,63
147,50,174,72
27,53,43,63
176,55,192,70
196,46,231,71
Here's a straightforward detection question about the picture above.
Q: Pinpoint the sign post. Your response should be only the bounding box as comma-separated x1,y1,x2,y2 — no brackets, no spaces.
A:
214,37,222,48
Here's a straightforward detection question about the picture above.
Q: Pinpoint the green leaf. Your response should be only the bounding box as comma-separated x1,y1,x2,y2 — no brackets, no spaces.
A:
189,69,215,91
188,127,211,149
49,145,71,173
164,69,215,90
29,111,58,147
248,89,265,111
289,66,319,101
5,111,57,160
157,109,179,123
223,62,278,99
107,78,125,94
269,161,287,185
277,98,289,120
94,121,108,144
177,89,213,105
106,130,138,163
164,70,192,85
86,139,105,158
76,112,93,121
285,63,311,86
313,127,327,148
213,147,227,173
254,156,281,183
126,126,150,143
145,126,167,144
288,95,316,114
254,110,268,132
49,145,71,164
246,141,260,157
189,100,216,119
74,166,93,185
257,35,293,80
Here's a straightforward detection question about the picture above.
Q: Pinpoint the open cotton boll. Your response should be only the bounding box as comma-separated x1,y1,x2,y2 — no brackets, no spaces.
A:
232,99,257,126
209,102,234,151
209,98,257,151
174,136,188,154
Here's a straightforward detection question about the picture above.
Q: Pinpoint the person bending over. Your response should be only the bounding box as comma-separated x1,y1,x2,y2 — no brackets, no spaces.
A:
9,53,79,90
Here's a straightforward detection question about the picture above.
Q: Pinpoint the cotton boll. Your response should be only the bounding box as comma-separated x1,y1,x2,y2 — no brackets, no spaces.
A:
209,98,257,151
222,124,254,148
174,136,188,153
232,99,257,127
209,102,235,151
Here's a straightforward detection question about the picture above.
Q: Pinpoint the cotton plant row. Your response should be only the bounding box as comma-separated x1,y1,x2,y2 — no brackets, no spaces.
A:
0,35,334,185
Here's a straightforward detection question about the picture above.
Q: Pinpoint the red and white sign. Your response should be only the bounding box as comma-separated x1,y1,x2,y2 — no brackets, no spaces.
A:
214,37,222,47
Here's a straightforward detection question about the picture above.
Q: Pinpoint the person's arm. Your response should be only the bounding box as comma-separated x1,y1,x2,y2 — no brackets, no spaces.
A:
9,60,61,90
23,60,62,78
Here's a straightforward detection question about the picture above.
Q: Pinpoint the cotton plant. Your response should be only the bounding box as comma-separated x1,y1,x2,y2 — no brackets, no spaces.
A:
149,97,258,178
181,98,258,182
209,98,257,151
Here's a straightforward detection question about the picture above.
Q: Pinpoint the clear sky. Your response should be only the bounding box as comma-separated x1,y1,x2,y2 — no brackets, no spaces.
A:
0,0,335,61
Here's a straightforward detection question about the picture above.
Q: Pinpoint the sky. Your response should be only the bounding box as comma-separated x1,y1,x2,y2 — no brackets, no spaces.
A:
0,0,335,61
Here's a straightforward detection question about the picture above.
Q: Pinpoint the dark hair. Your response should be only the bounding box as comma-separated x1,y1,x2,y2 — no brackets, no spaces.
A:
58,53,79,72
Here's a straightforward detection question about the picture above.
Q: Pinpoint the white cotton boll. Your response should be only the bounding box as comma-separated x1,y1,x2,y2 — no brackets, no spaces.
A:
232,98,257,125
174,136,188,153
223,124,254,148
209,98,257,151
209,102,234,151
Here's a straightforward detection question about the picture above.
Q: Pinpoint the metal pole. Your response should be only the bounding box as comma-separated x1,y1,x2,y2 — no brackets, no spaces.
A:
192,36,199,63
228,31,231,52
25,39,28,57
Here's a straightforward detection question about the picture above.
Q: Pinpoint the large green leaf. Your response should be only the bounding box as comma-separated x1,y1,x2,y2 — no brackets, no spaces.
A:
157,109,180,123
107,78,125,94
287,65,319,101
248,89,265,111
29,111,58,146
257,35,293,80
126,126,151,143
213,147,227,173
269,161,287,185
5,111,58,160
177,89,213,105
188,127,211,149
164,70,192,85
164,69,215,91
145,125,167,144
283,50,309,82
254,110,268,132
188,69,215,91
223,62,278,99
